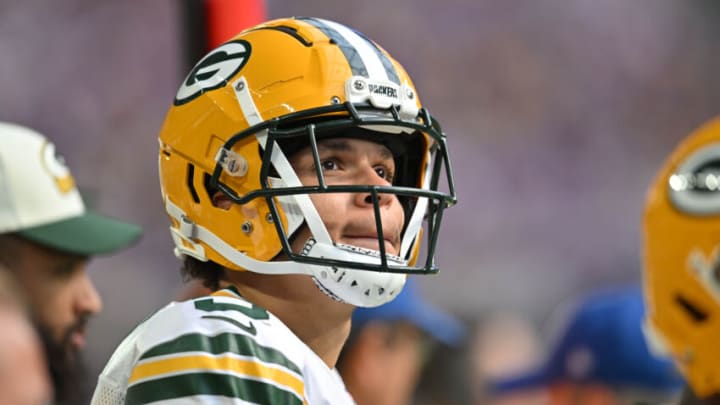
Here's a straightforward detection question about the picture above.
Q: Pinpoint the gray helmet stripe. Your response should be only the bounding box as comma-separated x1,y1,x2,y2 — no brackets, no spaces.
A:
298,17,399,84
349,28,401,84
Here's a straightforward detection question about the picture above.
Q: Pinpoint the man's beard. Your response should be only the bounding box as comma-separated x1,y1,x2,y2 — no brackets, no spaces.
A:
36,319,90,404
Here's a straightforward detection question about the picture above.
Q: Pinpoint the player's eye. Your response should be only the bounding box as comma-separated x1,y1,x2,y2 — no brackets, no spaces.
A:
374,165,394,182
320,159,339,172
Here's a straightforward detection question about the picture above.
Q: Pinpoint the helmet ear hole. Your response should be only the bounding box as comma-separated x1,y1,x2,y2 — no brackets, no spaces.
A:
210,191,233,210
190,165,233,210
203,172,221,203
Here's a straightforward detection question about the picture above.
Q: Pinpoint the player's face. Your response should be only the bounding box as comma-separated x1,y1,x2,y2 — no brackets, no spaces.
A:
3,236,102,355
288,137,405,256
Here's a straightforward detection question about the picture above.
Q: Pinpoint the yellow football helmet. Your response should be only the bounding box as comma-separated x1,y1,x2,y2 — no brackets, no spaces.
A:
158,17,456,307
643,116,720,397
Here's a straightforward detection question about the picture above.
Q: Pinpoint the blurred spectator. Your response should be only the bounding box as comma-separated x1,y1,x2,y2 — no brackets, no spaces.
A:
413,311,546,405
336,278,466,405
0,267,52,405
471,312,548,405
0,122,142,404
486,286,683,405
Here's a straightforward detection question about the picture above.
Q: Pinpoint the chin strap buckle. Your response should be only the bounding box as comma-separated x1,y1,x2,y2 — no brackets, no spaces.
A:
166,197,207,261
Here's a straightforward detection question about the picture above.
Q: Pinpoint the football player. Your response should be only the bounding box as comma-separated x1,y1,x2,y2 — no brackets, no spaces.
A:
92,16,456,404
0,122,142,404
643,115,720,404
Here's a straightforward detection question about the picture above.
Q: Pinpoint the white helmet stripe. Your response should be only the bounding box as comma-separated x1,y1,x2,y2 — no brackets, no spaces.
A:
232,76,332,245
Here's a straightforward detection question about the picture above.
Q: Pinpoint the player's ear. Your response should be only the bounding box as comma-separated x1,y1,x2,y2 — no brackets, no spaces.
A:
212,191,233,210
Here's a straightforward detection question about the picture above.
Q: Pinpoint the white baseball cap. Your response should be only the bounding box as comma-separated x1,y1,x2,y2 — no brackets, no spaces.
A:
0,121,141,255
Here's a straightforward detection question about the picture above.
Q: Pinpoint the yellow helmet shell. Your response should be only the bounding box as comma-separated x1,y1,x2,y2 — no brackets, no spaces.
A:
644,116,720,397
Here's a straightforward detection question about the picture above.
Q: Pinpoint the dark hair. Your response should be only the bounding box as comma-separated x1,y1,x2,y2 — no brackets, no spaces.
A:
180,256,223,291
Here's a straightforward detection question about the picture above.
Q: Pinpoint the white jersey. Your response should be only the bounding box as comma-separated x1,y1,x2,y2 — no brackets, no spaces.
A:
91,287,356,405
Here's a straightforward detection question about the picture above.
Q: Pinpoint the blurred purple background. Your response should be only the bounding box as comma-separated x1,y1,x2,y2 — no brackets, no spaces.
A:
2,0,720,377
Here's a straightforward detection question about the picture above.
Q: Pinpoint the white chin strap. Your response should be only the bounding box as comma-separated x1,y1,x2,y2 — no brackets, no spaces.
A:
299,239,408,307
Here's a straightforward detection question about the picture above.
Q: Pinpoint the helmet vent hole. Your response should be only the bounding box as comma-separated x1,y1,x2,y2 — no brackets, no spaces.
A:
186,164,200,203
675,294,709,323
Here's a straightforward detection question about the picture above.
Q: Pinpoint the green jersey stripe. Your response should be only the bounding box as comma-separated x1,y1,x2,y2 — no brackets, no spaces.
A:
125,372,304,404
139,332,302,375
